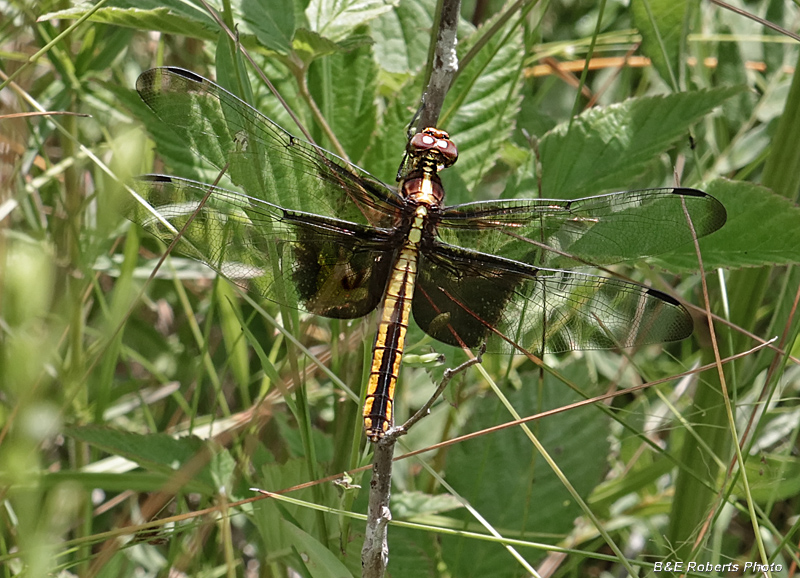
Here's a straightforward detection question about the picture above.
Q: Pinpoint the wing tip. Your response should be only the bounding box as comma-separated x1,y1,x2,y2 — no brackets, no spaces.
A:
671,187,728,235
136,66,203,93
137,174,173,184
161,66,203,83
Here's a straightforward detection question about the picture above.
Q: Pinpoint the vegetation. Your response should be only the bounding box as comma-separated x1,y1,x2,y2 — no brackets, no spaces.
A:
1,0,799,576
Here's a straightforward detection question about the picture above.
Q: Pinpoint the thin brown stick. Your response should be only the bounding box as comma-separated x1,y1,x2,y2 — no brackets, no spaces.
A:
361,440,394,577
391,345,486,439
415,0,461,130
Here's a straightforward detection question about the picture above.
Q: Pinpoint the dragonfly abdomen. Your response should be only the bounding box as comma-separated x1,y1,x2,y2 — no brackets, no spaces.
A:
363,205,429,441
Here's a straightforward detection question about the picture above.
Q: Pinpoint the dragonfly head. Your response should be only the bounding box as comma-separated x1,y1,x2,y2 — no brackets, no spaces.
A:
408,127,459,171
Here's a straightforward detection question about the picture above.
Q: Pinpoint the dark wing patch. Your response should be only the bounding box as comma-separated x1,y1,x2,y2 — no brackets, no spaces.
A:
131,175,396,319
414,242,693,354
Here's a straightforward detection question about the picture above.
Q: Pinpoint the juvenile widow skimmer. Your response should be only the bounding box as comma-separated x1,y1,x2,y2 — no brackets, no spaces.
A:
130,67,726,442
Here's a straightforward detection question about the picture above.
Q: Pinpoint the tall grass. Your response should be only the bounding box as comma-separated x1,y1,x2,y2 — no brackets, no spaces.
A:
1,0,799,576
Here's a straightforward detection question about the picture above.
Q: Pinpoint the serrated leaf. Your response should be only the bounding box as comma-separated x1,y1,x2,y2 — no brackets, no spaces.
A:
240,0,295,53
372,0,435,74
292,27,347,64
656,179,800,271
308,43,378,161
539,86,743,199
631,0,687,88
359,79,421,183
41,4,219,40
439,372,610,576
306,0,396,43
440,17,525,199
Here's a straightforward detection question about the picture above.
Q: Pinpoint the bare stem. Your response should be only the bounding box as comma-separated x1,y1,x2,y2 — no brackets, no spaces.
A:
415,0,461,130
361,347,484,577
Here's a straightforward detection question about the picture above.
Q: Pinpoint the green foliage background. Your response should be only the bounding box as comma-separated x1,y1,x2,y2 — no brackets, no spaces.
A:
2,0,800,576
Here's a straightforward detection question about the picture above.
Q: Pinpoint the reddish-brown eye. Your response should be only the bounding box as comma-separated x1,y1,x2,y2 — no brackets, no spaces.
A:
410,127,458,167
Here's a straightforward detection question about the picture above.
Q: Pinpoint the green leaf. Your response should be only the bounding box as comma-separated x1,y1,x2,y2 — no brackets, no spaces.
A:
739,452,800,503
65,426,219,493
43,471,194,493
309,42,378,161
438,371,610,576
631,0,688,88
372,0,435,74
240,0,295,54
41,3,219,40
306,0,396,43
359,75,423,183
215,32,256,104
589,454,676,510
215,280,251,396
283,520,355,578
45,1,298,55
391,491,463,519
209,446,238,495
292,28,349,64
251,459,338,566
387,526,439,575
440,17,525,199
656,179,800,271
539,87,743,200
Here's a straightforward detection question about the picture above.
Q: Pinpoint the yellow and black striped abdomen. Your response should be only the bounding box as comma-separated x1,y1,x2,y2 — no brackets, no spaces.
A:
363,205,427,441
362,135,449,442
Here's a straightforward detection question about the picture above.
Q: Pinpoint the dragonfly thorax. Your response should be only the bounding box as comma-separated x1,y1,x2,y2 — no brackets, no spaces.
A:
400,128,457,207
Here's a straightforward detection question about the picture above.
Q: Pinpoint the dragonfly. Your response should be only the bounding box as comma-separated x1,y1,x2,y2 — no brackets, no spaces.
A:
130,67,727,442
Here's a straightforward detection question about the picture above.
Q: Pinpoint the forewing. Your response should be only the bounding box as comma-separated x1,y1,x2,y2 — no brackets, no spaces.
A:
131,175,395,319
437,188,726,269
136,67,403,228
414,243,693,354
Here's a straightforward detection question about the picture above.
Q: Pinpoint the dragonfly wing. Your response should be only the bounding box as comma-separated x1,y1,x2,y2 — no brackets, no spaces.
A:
414,242,693,354
131,175,396,319
136,67,403,229
436,188,726,268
